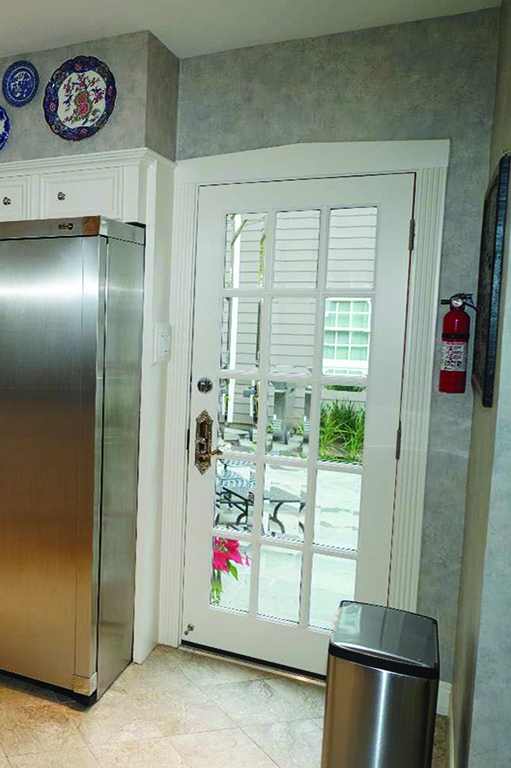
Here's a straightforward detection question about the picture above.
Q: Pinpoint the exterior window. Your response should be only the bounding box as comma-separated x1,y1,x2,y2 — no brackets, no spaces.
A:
323,299,371,376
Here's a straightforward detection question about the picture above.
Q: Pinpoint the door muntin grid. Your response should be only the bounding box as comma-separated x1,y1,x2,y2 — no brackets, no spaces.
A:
211,205,375,630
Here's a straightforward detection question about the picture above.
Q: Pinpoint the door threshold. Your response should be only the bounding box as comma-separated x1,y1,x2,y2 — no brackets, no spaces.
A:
179,641,326,687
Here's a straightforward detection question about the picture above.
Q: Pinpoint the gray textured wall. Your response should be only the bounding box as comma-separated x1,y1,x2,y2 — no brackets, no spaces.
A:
146,33,180,161
177,8,500,682
0,31,178,163
453,1,511,765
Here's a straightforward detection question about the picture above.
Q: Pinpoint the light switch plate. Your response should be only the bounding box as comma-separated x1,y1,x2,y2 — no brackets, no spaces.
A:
153,323,171,364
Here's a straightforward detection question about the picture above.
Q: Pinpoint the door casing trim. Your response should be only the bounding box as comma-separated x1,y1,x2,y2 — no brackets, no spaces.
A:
159,140,449,646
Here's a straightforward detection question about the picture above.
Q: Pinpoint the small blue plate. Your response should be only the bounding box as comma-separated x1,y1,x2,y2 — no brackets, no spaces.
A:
0,106,10,151
2,60,39,107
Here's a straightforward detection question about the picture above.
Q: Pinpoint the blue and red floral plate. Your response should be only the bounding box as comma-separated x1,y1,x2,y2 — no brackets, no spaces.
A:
43,55,116,141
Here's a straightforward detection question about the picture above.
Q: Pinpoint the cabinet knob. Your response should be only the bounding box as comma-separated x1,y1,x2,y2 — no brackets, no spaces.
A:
57,191,66,201
2,196,11,206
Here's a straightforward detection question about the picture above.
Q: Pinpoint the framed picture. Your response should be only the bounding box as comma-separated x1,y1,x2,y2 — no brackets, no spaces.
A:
472,154,510,407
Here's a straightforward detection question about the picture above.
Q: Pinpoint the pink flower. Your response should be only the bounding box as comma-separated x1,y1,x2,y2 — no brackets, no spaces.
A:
223,538,243,564
213,549,229,573
230,549,244,565
212,537,249,576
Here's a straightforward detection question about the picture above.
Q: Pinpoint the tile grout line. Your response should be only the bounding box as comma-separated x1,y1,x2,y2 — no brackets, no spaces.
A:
239,726,281,768
195,687,325,729
3,745,100,768
90,737,194,768
85,744,101,768
165,724,239,739
194,677,325,728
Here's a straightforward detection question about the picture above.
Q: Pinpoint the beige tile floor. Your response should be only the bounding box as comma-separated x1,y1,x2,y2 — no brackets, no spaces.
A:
0,646,449,767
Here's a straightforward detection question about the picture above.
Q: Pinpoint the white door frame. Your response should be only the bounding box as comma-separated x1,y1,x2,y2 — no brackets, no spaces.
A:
159,140,449,647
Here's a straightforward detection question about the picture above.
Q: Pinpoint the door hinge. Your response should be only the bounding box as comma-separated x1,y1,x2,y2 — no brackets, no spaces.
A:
409,218,416,251
395,421,402,461
186,428,190,452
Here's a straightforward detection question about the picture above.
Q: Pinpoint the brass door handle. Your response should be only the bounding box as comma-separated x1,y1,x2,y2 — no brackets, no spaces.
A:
195,410,222,473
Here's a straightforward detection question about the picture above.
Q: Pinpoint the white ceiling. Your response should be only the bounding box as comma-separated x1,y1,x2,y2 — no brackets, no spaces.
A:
0,0,499,60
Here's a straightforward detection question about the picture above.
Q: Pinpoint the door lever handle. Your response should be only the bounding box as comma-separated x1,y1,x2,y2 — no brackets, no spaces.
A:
195,410,222,473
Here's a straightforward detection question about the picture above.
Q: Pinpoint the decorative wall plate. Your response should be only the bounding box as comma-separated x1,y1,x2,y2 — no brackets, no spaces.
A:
2,60,39,107
43,55,116,141
0,107,10,152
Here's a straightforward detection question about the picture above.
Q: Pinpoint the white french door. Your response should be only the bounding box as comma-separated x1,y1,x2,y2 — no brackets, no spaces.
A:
181,173,414,675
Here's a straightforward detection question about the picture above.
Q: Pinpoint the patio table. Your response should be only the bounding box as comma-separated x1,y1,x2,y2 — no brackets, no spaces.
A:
215,470,305,534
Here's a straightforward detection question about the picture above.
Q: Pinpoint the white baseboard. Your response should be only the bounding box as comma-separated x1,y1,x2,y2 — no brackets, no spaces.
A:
438,681,452,717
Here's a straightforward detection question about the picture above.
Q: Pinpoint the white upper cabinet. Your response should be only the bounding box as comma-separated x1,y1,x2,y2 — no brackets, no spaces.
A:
41,167,123,220
0,149,159,225
0,176,31,221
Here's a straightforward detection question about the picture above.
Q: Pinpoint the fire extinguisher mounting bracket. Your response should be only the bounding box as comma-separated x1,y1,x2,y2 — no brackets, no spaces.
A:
440,292,477,312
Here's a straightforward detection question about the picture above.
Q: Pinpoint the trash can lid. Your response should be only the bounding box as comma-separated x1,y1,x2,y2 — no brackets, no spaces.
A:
329,602,439,680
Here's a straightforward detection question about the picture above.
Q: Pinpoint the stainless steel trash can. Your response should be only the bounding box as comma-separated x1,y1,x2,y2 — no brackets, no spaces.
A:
322,601,439,768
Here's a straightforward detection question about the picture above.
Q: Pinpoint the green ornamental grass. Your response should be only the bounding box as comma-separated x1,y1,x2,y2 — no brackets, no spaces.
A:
319,400,365,464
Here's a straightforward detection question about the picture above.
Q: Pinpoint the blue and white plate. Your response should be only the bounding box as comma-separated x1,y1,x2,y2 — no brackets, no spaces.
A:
44,55,116,141
0,106,10,152
2,60,39,107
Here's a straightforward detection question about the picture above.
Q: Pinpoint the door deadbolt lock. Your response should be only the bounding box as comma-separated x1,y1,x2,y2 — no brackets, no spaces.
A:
195,410,222,474
197,377,213,393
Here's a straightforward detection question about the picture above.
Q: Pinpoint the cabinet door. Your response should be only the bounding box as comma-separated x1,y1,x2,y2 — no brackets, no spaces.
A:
41,168,122,219
0,177,30,221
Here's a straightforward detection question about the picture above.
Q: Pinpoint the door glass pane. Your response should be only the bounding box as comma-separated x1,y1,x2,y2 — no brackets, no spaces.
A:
259,546,302,623
270,297,316,374
274,210,320,289
215,459,255,533
224,213,267,289
263,464,307,542
322,298,372,377
218,379,258,454
309,555,356,630
314,469,361,550
211,537,251,612
327,207,377,290
267,381,311,459
221,297,262,371
319,386,366,464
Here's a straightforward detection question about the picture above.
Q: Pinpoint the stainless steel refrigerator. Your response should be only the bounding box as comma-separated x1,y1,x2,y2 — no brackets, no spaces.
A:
0,216,144,701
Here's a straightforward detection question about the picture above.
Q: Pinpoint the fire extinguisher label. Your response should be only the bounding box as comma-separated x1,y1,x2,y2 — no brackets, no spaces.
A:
441,341,468,371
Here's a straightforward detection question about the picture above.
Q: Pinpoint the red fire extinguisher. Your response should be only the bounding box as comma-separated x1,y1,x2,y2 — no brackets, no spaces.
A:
439,293,476,394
